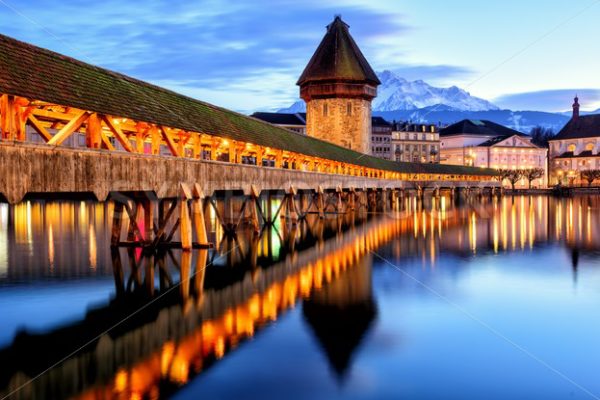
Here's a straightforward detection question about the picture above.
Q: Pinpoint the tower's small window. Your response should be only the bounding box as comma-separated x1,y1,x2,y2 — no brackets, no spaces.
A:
347,102,352,115
323,103,328,116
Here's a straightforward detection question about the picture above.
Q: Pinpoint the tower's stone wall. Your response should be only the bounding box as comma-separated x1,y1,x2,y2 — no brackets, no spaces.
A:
305,97,372,154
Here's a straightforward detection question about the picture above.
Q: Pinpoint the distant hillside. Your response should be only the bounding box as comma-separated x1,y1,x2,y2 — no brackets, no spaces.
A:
374,106,570,133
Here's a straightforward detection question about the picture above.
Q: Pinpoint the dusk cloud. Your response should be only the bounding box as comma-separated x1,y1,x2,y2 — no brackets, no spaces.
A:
0,0,598,112
0,0,409,111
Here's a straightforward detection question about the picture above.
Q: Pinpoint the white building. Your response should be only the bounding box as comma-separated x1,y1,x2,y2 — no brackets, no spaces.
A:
548,97,600,186
440,119,547,188
391,122,440,163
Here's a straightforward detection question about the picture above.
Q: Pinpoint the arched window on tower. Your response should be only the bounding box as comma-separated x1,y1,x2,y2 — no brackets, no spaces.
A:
323,103,328,116
347,102,352,115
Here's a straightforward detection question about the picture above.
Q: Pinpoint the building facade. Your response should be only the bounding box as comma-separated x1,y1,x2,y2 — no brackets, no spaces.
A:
371,117,393,160
391,122,440,163
440,119,547,187
297,16,380,154
548,97,600,186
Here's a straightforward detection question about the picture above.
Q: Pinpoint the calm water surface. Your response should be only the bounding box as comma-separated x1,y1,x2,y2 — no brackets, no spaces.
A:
1,195,600,399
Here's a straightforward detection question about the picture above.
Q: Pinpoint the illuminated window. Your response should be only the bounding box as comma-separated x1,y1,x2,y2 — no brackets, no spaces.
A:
586,143,594,151
568,144,576,152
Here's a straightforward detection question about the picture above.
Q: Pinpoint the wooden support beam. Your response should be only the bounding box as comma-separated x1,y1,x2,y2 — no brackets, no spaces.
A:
100,129,116,151
103,115,134,152
47,110,89,145
210,138,219,160
86,113,102,149
27,114,52,142
161,126,180,157
256,146,264,167
0,94,14,140
135,124,148,153
14,101,27,141
228,140,237,163
192,133,202,159
150,125,160,155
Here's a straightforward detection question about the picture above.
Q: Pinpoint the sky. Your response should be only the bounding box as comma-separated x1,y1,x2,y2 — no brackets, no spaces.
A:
0,0,599,113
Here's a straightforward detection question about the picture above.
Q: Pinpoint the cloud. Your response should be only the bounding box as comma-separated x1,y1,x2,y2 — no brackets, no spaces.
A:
494,89,600,112
0,0,410,111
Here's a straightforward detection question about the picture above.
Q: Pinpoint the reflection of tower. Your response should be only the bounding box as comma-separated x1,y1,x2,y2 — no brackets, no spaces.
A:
298,16,380,154
302,256,377,380
571,247,579,286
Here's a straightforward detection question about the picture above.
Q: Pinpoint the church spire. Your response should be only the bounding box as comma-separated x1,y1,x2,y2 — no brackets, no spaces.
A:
573,95,580,121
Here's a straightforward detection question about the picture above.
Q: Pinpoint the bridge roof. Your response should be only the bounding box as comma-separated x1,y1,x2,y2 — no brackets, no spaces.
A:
0,33,495,177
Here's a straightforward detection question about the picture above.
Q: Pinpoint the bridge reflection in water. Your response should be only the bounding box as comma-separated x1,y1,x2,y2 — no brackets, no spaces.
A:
1,195,600,399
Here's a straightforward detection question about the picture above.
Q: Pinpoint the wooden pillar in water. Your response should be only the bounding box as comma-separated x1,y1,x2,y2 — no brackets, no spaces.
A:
193,183,209,245
143,199,154,242
316,186,325,219
287,186,298,224
180,183,193,251
248,185,261,233
111,202,124,247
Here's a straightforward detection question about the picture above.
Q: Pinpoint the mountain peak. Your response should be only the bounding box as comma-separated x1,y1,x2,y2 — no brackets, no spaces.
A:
278,71,498,113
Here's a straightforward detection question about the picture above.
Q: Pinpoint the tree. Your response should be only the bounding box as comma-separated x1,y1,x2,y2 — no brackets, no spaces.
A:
529,126,555,148
497,169,524,190
522,168,545,189
580,169,600,187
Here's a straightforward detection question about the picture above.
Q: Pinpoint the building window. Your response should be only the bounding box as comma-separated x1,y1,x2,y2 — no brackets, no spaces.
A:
323,103,328,116
347,102,352,115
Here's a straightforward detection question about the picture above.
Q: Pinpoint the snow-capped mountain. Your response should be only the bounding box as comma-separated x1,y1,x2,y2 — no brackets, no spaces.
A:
278,70,499,113
374,70,498,111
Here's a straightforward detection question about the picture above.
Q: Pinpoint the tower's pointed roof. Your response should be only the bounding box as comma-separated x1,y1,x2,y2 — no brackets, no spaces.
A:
297,16,380,86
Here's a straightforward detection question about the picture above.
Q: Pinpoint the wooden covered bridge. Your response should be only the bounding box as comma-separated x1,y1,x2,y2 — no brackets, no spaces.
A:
0,33,499,249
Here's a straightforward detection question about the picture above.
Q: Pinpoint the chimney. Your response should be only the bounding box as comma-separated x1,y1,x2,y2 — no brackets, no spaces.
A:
573,95,580,121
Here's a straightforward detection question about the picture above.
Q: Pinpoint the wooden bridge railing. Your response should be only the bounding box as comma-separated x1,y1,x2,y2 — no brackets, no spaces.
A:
0,93,494,184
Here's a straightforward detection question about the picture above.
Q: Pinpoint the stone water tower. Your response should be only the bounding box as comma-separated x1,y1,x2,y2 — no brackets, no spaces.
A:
298,16,380,154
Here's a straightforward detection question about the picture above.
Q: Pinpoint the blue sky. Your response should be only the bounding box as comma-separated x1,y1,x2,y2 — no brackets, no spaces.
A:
0,0,599,112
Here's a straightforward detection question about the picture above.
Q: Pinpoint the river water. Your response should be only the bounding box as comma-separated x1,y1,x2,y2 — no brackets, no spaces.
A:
1,195,600,399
